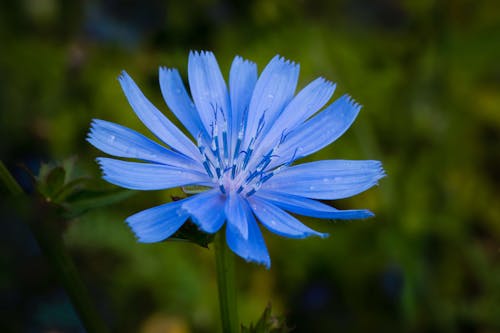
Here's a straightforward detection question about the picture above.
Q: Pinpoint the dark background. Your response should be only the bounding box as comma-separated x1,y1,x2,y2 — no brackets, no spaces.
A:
1,0,499,332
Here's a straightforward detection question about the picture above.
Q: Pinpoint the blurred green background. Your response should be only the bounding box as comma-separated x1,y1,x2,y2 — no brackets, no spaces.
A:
1,0,500,332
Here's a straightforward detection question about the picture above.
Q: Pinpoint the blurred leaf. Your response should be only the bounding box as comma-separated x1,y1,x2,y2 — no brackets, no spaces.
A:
52,177,91,203
32,159,136,219
63,188,135,218
36,163,64,198
242,303,291,333
41,166,66,199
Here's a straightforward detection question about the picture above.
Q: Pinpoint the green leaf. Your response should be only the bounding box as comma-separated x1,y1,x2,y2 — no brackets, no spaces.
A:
167,220,215,248
31,158,136,219
63,188,136,218
37,165,66,200
242,303,292,333
52,177,91,203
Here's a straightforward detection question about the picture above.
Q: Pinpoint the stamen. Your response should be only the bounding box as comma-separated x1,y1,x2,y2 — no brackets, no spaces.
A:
210,125,225,171
245,170,261,183
222,129,229,160
218,179,226,194
259,172,274,184
233,128,243,161
243,149,252,169
255,149,275,172
279,129,289,145
245,188,257,197
231,165,236,179
202,155,214,178
286,148,299,166
256,111,266,138
242,138,255,170
211,125,218,152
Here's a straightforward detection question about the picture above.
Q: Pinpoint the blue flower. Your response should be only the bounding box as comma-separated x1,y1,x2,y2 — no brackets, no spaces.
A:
88,51,385,268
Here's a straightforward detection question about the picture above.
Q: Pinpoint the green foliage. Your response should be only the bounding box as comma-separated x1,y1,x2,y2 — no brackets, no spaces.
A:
242,304,291,333
169,220,215,248
34,159,135,219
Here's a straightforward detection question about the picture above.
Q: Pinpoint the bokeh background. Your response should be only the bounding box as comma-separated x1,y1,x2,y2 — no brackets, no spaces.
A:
1,0,500,332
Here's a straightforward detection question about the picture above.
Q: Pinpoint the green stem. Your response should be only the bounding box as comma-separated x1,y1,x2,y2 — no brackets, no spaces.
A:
32,208,109,333
1,161,109,333
215,232,239,333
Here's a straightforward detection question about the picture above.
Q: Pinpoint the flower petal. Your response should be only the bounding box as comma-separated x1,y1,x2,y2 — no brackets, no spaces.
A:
249,196,327,239
279,77,336,129
182,189,226,233
118,71,200,161
229,56,257,145
261,160,385,199
255,190,374,220
188,51,230,135
250,77,335,168
159,67,207,139
126,199,189,243
224,192,248,240
243,55,299,149
270,94,361,167
88,119,203,171
225,198,270,268
97,157,212,190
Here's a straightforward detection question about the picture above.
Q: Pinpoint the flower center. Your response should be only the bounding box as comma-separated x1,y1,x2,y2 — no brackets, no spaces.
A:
194,122,285,196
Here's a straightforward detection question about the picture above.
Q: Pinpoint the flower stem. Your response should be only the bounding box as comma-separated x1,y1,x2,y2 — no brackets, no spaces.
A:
31,204,110,333
214,232,239,333
1,161,109,333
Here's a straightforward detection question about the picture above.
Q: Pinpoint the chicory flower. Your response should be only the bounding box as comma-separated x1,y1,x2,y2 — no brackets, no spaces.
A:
88,51,385,268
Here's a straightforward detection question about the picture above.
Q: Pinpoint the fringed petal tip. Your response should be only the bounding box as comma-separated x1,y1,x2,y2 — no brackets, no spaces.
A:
316,76,336,90
125,216,153,243
341,93,362,111
189,50,216,59
319,232,329,239
233,55,257,68
95,157,107,175
242,254,271,270
86,119,108,143
330,210,375,221
360,210,375,219
117,70,130,82
372,161,387,185
86,119,99,137
158,66,172,72
272,54,300,70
